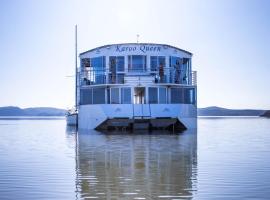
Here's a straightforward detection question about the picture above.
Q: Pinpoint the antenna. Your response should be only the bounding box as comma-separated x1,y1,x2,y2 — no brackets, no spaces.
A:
136,34,140,43
75,25,78,110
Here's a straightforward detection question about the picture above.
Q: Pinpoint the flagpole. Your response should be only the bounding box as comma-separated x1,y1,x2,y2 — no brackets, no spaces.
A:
75,25,78,110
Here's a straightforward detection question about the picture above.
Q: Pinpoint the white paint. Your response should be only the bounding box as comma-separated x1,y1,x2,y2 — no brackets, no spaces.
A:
78,104,197,129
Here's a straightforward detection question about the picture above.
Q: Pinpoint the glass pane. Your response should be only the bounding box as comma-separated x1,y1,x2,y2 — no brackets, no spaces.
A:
117,74,124,84
183,88,195,104
117,56,125,71
80,89,92,105
129,55,146,72
93,88,105,104
121,88,131,104
91,56,106,84
159,88,166,103
150,56,157,71
158,56,166,83
128,55,131,71
149,87,158,104
111,88,120,104
81,58,90,68
107,88,110,104
170,56,181,84
109,56,116,73
171,88,184,104
182,58,189,84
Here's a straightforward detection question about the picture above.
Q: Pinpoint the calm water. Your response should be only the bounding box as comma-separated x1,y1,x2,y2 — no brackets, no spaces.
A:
0,117,269,199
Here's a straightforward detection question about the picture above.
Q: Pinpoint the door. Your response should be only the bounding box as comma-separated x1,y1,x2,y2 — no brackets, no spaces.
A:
133,87,151,118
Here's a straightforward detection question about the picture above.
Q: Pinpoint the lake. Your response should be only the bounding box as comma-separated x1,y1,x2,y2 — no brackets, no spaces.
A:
0,117,269,199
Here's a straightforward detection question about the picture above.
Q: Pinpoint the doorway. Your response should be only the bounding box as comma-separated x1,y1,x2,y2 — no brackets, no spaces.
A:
134,87,145,104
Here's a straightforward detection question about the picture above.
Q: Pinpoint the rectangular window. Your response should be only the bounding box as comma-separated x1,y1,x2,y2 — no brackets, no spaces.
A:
184,88,195,104
171,88,195,104
90,56,106,84
80,89,92,105
171,88,183,104
159,88,167,104
148,87,158,104
170,56,181,84
117,56,124,71
182,58,189,84
109,56,124,72
93,88,105,104
81,58,90,68
121,88,131,104
128,55,146,72
117,74,124,84
111,88,120,104
150,56,165,72
150,56,158,71
107,88,110,104
170,57,189,84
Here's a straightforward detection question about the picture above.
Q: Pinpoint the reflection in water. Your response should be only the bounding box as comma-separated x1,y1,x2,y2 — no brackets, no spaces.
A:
67,127,197,200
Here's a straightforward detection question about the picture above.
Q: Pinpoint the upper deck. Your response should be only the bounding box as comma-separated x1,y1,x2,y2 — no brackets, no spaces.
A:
79,43,196,86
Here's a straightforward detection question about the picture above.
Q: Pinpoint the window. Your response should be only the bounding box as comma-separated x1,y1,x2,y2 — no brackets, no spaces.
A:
170,57,190,84
93,88,105,104
81,58,91,85
148,87,158,104
109,56,125,84
81,58,90,68
90,56,106,84
117,74,124,84
111,88,120,104
109,56,124,72
184,88,196,104
117,56,124,71
107,88,110,104
121,88,131,104
150,56,158,71
182,58,190,84
171,88,183,104
128,55,146,72
80,89,92,105
159,88,167,104
150,56,165,71
170,56,181,84
171,88,195,104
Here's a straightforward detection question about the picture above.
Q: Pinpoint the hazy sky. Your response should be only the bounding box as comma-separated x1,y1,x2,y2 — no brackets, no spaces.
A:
0,0,269,109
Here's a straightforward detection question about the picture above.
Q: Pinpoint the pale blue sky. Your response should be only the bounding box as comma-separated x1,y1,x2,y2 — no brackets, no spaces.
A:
0,0,269,109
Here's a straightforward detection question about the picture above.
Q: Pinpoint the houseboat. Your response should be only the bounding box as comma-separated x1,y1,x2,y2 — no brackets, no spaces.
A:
77,43,197,130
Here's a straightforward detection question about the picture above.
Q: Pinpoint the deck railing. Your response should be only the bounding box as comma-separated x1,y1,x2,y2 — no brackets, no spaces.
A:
80,68,197,86
191,71,197,86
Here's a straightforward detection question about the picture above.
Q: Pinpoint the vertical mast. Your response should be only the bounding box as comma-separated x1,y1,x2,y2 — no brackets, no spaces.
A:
75,25,78,110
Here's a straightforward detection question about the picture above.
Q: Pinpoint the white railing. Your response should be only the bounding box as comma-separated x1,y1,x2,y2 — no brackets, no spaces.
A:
192,71,197,86
79,68,197,86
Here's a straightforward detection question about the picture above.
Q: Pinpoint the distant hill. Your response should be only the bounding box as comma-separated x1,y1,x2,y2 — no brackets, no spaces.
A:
0,106,66,116
198,106,265,116
0,106,267,117
260,110,270,118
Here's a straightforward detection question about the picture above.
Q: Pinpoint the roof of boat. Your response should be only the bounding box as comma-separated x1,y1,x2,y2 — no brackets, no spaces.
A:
79,43,192,56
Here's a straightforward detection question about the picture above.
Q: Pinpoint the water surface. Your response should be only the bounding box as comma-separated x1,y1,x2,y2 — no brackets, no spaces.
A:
0,117,269,199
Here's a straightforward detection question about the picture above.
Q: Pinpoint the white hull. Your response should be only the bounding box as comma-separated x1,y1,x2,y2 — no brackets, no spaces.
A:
66,113,78,126
78,104,197,130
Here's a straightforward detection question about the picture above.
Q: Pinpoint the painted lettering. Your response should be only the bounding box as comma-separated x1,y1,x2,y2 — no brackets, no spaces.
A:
115,45,161,53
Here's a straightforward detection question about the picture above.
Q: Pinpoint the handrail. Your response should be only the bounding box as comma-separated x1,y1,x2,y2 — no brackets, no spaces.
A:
192,71,197,86
79,69,197,85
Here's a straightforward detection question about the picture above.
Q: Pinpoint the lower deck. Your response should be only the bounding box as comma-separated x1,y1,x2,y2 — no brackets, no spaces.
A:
78,104,197,130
